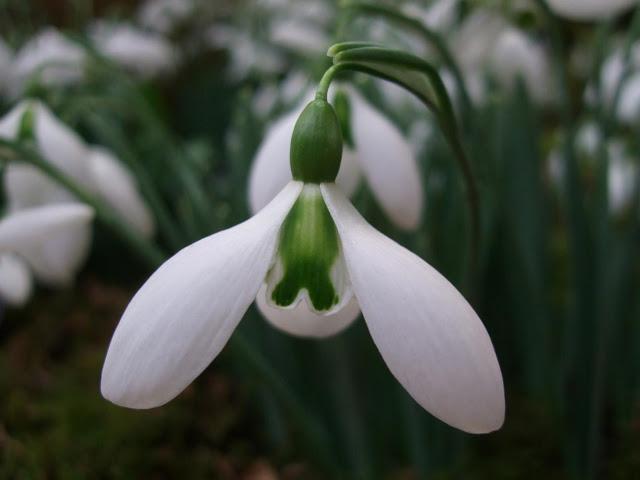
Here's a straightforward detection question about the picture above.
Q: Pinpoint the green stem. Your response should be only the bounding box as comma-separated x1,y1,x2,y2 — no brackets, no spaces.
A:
340,1,473,117
0,139,166,268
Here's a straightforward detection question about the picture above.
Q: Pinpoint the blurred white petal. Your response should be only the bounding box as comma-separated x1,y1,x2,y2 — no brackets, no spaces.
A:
349,90,423,230
88,147,155,238
10,28,85,95
138,0,195,33
403,0,459,33
608,142,637,214
322,184,504,433
90,22,177,78
489,28,554,104
256,284,360,338
0,254,33,307
617,73,640,123
451,11,506,72
548,0,638,20
270,18,329,54
101,181,302,409
0,204,94,286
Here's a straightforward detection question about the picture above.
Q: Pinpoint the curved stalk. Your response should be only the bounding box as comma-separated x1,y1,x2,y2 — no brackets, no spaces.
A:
340,1,473,117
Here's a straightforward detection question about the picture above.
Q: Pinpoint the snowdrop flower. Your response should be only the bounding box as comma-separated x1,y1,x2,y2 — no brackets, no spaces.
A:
101,97,504,433
547,0,638,21
138,0,196,34
0,100,154,237
89,22,177,79
10,28,86,96
489,28,554,105
248,88,423,230
0,204,94,305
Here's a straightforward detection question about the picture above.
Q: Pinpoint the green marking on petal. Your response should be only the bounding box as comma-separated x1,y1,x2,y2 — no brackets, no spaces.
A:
271,184,341,312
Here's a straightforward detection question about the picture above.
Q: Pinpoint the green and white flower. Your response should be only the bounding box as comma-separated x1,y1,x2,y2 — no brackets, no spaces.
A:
101,97,504,434
248,88,424,231
0,204,94,306
0,100,154,237
9,28,86,96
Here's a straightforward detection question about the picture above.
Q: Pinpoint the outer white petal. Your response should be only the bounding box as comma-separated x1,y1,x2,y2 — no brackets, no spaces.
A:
248,102,360,214
0,254,33,307
101,181,302,409
88,147,155,238
548,0,638,20
256,284,360,338
322,184,504,433
0,204,94,286
349,90,423,230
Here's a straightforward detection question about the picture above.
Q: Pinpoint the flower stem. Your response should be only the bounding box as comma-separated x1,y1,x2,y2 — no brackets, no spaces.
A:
0,139,166,268
340,1,473,117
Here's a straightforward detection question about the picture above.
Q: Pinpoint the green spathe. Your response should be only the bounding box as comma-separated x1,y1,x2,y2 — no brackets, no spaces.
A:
271,185,342,311
290,99,343,183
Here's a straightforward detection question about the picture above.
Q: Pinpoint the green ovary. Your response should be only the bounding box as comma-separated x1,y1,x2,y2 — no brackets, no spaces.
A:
271,185,341,312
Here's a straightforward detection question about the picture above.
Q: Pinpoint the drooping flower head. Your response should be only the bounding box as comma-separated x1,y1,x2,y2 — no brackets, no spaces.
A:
102,92,504,434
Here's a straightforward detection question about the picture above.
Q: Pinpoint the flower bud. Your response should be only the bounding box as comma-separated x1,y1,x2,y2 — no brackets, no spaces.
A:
290,98,342,183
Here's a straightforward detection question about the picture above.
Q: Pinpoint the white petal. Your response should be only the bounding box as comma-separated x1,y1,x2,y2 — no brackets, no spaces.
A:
322,184,504,433
617,73,640,124
89,22,177,78
489,28,554,105
248,108,301,214
0,204,94,286
547,0,637,20
349,90,423,230
248,100,360,215
88,147,155,238
256,284,360,338
336,148,362,197
9,28,85,95
0,254,33,307
3,164,75,212
101,181,302,409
